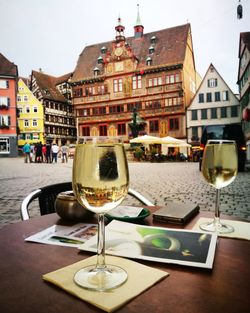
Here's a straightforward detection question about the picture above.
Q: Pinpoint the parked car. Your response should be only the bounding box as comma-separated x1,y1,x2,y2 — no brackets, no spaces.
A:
199,123,246,171
68,144,76,158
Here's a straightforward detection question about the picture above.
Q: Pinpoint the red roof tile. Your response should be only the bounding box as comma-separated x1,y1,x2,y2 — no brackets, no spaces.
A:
0,53,18,77
72,23,190,82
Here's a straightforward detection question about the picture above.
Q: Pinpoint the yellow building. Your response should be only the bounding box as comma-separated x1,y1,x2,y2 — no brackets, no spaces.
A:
17,78,45,146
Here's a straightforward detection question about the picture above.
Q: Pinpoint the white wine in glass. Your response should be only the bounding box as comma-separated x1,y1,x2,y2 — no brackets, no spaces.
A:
200,140,238,234
72,137,129,291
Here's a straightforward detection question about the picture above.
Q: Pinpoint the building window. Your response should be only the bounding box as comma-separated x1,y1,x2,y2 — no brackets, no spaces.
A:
222,91,229,101
0,97,10,107
231,106,238,117
24,95,28,101
149,119,159,132
132,75,142,89
113,79,123,92
166,74,180,84
99,125,107,136
127,102,142,112
145,100,161,109
17,95,21,102
24,120,29,127
201,109,207,119
82,126,90,136
191,127,198,139
0,137,10,153
93,107,107,115
0,80,9,89
215,92,220,102
32,120,38,127
211,108,217,119
33,106,38,113
206,93,212,102
26,106,30,113
109,105,124,114
0,115,10,127
74,88,83,97
148,76,162,87
220,107,227,118
208,78,217,87
198,93,204,103
169,118,179,130
117,123,126,135
165,97,182,106
191,110,198,120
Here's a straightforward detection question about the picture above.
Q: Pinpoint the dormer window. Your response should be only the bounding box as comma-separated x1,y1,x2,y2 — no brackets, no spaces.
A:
97,56,103,64
150,36,156,44
146,57,152,66
94,67,100,76
101,46,107,54
149,46,154,54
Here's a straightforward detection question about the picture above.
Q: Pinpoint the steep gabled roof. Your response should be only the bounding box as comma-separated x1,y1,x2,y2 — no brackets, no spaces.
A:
32,70,68,103
72,23,190,82
0,53,18,77
240,32,250,52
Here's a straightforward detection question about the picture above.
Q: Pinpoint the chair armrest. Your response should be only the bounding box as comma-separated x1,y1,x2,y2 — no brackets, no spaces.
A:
128,188,154,206
20,189,42,221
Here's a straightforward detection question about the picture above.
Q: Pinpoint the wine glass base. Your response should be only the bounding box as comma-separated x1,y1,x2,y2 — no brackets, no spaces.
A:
74,264,128,291
199,220,234,234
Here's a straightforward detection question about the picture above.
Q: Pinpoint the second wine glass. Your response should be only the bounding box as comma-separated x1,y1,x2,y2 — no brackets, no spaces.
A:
200,139,238,234
72,137,129,291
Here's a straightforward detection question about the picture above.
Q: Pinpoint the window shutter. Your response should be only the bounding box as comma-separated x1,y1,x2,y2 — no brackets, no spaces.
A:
7,98,10,107
8,116,11,126
6,81,9,88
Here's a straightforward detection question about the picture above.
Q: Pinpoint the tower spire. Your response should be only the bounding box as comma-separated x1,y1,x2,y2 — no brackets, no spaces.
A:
115,14,125,43
134,4,144,38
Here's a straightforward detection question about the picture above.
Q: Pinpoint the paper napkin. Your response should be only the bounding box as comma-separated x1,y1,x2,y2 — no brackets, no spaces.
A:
192,217,250,240
43,255,169,312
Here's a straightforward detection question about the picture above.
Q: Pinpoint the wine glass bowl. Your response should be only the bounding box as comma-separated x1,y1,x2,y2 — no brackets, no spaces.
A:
72,137,129,291
200,140,238,234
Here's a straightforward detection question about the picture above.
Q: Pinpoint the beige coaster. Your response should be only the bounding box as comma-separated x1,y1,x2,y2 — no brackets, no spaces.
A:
192,217,250,240
43,255,169,312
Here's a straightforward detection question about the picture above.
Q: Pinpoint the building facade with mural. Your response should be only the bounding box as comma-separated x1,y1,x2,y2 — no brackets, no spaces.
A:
29,70,76,145
0,53,18,157
71,14,198,142
17,78,45,147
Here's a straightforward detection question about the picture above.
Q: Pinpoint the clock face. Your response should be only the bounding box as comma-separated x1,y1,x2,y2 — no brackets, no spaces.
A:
115,62,124,72
115,47,123,57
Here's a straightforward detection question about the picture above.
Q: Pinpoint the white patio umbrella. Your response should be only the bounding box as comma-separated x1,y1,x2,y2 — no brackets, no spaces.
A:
129,135,161,144
160,136,191,147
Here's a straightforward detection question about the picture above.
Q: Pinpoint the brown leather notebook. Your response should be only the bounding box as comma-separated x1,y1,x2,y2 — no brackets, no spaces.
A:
152,202,200,224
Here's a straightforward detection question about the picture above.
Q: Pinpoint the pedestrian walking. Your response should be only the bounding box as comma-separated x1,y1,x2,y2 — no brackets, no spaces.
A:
51,143,59,163
22,142,31,163
61,144,69,163
42,144,46,162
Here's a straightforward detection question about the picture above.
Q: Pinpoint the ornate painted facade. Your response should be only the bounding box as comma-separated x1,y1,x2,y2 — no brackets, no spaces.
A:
71,14,198,141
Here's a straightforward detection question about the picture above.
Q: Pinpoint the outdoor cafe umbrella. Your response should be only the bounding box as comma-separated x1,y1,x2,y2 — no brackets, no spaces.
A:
160,136,191,147
129,135,161,144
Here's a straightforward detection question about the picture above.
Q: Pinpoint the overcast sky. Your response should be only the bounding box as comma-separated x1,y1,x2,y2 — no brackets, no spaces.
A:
0,0,249,93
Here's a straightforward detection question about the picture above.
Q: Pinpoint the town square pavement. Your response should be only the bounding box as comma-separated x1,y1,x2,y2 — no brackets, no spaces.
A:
0,157,250,229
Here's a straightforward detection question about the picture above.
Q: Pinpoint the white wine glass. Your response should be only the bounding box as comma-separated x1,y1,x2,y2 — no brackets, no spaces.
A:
200,139,238,234
72,137,129,291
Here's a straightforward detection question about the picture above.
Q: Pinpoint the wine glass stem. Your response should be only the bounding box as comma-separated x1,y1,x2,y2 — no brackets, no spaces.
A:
215,189,221,219
96,213,106,270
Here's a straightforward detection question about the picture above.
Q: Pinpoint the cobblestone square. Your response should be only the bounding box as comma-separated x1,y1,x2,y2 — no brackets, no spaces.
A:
0,157,249,229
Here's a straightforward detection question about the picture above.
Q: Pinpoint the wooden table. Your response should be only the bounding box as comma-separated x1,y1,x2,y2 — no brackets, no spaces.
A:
0,210,249,313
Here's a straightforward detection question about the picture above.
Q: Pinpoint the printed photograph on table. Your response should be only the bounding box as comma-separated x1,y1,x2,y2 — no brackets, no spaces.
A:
80,220,217,269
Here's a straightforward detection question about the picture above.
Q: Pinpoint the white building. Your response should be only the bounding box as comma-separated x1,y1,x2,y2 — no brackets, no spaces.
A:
187,63,240,145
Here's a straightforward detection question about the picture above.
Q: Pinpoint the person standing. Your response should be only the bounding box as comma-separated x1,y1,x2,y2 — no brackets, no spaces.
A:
45,141,52,163
61,143,69,163
35,141,43,163
51,143,59,163
22,142,31,163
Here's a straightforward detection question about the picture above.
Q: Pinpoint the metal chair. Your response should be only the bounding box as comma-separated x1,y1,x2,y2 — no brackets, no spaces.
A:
20,182,154,220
